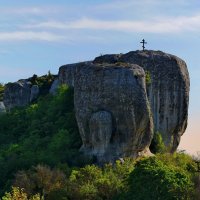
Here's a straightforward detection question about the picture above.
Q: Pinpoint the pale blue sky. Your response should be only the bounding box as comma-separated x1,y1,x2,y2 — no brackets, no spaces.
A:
0,0,199,154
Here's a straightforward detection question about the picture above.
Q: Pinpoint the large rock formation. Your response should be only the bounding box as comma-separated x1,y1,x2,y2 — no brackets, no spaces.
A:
74,62,153,162
59,50,189,156
94,50,190,152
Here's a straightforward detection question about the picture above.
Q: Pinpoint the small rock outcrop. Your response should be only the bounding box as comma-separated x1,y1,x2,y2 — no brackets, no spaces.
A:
3,74,57,110
3,80,32,110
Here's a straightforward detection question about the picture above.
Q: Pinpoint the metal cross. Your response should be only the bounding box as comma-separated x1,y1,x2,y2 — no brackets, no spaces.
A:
140,39,147,51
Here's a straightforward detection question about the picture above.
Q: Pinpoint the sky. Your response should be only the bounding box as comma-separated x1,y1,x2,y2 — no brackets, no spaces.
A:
0,0,199,155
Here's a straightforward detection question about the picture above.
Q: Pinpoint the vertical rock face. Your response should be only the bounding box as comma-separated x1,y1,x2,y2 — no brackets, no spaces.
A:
74,62,153,162
94,50,190,152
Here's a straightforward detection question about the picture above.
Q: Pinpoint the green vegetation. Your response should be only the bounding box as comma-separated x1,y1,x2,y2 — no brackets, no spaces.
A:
1,153,199,200
123,156,195,200
0,83,4,101
2,187,42,200
28,71,55,96
0,82,199,199
0,85,82,196
150,131,167,154
145,70,151,85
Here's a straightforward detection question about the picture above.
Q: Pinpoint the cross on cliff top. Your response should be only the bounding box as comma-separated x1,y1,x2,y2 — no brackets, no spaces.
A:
140,39,147,51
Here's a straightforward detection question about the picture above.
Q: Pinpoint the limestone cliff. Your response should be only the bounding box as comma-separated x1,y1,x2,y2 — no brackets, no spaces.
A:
59,50,190,155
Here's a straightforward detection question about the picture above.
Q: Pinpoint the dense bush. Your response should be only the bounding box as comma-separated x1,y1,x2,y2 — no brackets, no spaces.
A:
122,156,195,200
67,159,135,200
1,154,199,200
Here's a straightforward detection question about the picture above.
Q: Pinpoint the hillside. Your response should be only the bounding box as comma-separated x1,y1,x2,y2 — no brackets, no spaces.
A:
0,51,199,199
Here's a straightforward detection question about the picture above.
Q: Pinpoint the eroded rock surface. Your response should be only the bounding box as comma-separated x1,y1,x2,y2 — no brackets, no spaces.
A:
74,62,153,162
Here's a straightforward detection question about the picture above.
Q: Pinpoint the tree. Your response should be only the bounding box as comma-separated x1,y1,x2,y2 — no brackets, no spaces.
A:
123,156,194,200
2,187,42,200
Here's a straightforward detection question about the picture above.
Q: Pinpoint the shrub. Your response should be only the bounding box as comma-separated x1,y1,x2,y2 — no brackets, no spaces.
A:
2,187,42,200
145,70,151,85
67,159,135,200
14,165,66,198
150,131,166,154
122,156,194,200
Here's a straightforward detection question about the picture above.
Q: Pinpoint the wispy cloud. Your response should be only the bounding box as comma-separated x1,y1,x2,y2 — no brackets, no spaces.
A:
23,14,200,34
0,31,64,42
0,6,61,15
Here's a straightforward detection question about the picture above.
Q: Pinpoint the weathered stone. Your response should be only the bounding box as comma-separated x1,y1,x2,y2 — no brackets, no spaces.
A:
3,80,32,110
94,50,190,152
93,54,122,64
58,62,91,87
0,102,6,114
49,79,60,95
30,85,39,102
74,62,153,163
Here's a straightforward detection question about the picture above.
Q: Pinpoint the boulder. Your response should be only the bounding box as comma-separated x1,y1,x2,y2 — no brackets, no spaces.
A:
74,62,153,162
3,80,32,110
